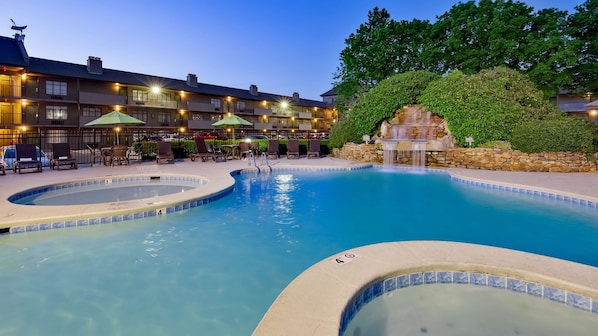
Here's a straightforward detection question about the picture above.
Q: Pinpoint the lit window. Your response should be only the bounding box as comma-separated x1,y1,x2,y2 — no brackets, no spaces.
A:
132,89,148,102
46,106,68,120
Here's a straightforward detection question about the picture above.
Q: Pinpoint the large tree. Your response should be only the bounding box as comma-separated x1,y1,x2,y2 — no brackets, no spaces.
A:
334,0,582,101
566,0,598,93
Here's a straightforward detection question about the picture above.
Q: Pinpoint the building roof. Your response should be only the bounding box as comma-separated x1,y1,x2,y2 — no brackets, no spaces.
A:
0,34,330,108
586,100,598,108
0,35,28,67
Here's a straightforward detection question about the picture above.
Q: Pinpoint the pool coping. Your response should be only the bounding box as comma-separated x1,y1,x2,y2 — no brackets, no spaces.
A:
252,241,598,336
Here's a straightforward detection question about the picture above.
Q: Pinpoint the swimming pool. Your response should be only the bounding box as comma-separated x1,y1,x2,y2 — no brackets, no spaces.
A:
1,168,597,335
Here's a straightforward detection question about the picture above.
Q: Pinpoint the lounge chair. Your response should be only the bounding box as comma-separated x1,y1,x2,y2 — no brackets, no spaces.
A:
266,139,279,159
14,143,42,173
238,142,252,160
156,141,175,164
190,138,226,162
50,143,78,170
111,144,129,166
286,139,300,159
307,139,321,159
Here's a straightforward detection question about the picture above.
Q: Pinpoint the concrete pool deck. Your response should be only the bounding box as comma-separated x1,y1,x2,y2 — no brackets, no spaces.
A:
1,157,597,335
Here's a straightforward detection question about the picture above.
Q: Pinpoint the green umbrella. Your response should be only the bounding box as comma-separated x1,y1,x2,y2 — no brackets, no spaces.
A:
85,111,145,144
212,114,253,140
85,111,145,126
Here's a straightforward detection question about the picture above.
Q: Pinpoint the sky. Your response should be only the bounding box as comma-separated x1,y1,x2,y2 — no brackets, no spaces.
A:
3,0,585,101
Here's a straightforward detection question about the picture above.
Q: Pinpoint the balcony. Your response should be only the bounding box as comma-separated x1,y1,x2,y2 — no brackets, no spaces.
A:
253,107,272,116
186,101,217,112
253,122,272,130
298,112,313,119
129,98,178,109
0,84,21,98
79,92,126,105
299,123,314,131
188,120,217,129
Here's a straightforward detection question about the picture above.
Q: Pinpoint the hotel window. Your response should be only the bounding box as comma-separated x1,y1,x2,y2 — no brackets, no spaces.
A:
157,111,171,124
236,101,245,112
46,81,67,96
132,89,148,102
82,107,101,117
211,98,221,111
154,93,172,104
131,110,148,122
46,106,68,120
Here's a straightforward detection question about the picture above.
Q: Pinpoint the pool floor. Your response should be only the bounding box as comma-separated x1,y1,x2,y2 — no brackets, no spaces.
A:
343,284,598,335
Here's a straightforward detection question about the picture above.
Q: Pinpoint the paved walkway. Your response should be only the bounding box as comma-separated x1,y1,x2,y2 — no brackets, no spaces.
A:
1,158,597,230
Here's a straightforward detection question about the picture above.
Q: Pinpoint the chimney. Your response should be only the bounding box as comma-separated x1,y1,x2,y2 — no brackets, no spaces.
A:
87,56,103,75
249,84,258,96
187,73,198,87
292,92,300,102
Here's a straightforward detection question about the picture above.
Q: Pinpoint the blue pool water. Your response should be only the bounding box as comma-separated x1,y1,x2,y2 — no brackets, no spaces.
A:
1,168,597,335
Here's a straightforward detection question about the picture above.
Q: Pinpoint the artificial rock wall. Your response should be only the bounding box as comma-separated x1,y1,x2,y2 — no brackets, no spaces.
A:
334,143,597,172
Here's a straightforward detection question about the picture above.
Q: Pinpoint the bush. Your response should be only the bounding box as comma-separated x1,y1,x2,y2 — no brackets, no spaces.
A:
510,116,598,153
419,67,560,146
329,70,439,148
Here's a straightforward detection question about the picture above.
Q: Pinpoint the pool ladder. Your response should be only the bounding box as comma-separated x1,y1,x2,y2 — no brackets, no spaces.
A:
248,151,272,174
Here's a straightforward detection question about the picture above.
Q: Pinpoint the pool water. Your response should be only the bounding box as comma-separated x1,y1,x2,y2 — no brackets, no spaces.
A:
343,284,598,336
1,168,597,335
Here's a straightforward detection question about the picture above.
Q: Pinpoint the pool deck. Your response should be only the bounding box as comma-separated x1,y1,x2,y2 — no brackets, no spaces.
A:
1,158,598,335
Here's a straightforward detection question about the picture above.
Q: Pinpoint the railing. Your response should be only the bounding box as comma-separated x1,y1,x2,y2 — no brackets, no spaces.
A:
0,84,21,97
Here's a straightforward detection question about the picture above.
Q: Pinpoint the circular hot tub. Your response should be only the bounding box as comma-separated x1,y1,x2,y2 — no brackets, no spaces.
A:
9,175,204,206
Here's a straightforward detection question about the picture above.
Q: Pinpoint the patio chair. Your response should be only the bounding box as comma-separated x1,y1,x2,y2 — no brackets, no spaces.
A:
307,139,321,159
266,139,279,159
286,139,300,159
50,143,78,170
206,142,227,162
14,143,42,174
156,141,175,164
87,144,105,166
190,138,226,162
250,142,260,156
111,144,130,166
238,141,252,160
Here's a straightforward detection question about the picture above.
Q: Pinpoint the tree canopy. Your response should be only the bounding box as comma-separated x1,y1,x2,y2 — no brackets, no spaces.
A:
333,0,596,107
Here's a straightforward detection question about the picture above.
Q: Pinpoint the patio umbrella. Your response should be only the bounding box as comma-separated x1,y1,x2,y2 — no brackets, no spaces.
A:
85,111,145,144
212,114,253,141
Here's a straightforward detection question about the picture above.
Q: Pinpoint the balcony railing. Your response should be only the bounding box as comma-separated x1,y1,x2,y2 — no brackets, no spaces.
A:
0,84,21,98
80,92,126,105
130,99,178,109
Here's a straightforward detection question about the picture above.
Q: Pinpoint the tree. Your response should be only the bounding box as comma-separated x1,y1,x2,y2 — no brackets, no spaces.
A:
565,0,598,93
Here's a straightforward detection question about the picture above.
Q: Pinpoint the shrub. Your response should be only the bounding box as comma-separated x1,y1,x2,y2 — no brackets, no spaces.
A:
419,67,560,146
510,116,598,153
329,71,439,148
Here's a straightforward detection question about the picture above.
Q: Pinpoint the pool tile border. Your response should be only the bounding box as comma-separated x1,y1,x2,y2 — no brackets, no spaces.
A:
340,270,598,334
8,175,232,235
450,176,598,209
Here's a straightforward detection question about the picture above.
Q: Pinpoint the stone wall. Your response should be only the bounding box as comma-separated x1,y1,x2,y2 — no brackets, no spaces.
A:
334,143,598,172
